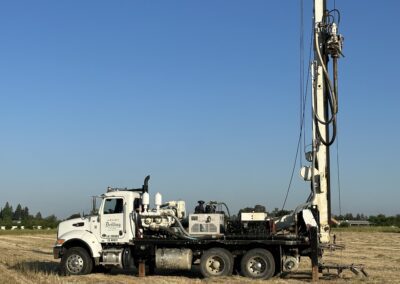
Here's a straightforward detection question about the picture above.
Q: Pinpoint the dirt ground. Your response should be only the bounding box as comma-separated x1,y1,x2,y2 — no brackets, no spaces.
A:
0,231,399,283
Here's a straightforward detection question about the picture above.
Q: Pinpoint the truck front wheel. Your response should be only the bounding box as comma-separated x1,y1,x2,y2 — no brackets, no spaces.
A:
240,248,275,279
60,247,93,276
200,248,233,277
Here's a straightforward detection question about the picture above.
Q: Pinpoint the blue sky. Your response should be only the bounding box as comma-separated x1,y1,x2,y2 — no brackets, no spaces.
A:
0,1,399,218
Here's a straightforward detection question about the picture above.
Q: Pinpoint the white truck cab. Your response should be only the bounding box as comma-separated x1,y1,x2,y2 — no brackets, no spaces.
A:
54,178,147,275
98,190,140,243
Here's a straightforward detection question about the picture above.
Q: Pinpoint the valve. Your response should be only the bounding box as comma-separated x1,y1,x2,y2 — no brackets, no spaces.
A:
327,23,344,58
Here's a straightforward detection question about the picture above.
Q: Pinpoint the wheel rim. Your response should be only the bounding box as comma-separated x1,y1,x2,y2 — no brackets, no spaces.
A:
66,254,84,274
247,256,267,276
206,255,225,275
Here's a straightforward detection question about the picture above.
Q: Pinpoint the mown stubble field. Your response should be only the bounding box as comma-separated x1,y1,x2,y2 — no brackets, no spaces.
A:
0,230,399,283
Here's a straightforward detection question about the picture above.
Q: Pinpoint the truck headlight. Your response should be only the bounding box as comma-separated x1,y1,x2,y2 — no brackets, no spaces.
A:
144,218,152,225
155,217,162,224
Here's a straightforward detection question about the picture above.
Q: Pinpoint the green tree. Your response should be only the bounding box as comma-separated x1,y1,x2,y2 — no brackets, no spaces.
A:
269,207,292,217
66,213,81,220
2,202,13,221
22,206,30,220
14,204,23,220
344,213,354,220
43,214,59,228
35,212,42,220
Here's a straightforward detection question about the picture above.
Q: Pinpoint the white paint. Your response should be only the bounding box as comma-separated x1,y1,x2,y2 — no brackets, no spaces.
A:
311,0,330,244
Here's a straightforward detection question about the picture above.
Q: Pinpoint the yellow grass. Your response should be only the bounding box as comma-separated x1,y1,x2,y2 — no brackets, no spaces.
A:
0,229,57,236
0,231,399,283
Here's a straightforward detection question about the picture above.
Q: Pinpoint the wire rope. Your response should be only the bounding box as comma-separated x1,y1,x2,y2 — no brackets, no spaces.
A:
299,0,304,167
281,1,312,211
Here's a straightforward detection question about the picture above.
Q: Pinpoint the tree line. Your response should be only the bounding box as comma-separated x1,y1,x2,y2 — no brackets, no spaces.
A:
0,202,59,229
1,201,399,228
269,208,400,227
333,213,400,227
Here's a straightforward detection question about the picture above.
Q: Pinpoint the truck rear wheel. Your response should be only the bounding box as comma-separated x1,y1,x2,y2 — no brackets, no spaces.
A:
200,248,233,277
240,248,275,279
60,247,93,276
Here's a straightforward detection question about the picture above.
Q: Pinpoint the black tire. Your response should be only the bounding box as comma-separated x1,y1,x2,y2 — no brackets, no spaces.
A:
200,248,233,277
59,247,93,276
240,248,275,280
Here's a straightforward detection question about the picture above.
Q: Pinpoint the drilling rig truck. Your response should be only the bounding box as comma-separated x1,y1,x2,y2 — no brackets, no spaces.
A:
53,0,362,280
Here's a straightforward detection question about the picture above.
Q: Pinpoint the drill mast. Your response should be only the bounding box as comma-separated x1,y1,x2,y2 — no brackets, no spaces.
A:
302,0,343,244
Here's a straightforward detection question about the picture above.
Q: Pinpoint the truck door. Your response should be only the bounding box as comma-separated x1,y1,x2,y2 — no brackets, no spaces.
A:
100,197,125,242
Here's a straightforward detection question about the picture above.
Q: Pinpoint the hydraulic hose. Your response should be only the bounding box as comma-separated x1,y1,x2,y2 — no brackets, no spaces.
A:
159,226,198,240
219,202,231,218
141,210,220,240
316,116,337,146
314,29,338,115
333,57,339,106
163,213,193,238
206,201,231,218
313,27,338,146
163,212,224,240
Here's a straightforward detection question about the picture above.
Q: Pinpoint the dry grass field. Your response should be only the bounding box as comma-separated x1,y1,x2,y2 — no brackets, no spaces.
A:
0,229,399,283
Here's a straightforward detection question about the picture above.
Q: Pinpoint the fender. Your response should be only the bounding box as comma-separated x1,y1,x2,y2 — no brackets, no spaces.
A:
59,230,103,258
